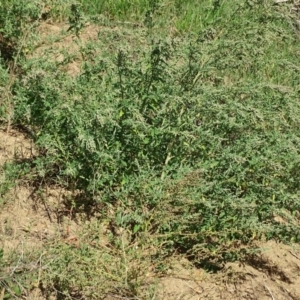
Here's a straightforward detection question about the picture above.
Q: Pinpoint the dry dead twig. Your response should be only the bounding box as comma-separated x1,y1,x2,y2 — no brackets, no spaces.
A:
264,284,275,300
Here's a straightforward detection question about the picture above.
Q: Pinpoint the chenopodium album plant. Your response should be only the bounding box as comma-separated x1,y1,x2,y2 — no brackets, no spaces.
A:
13,23,300,263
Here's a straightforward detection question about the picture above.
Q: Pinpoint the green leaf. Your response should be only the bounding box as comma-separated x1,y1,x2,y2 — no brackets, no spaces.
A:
133,224,140,234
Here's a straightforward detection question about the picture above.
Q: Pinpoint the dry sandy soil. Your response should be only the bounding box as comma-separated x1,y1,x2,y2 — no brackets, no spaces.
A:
1,21,300,299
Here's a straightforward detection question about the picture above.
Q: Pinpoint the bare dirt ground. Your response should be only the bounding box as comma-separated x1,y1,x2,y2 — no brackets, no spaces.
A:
1,129,300,300
1,21,300,299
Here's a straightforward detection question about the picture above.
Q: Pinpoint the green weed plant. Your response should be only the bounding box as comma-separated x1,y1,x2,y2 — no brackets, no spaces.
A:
1,0,300,298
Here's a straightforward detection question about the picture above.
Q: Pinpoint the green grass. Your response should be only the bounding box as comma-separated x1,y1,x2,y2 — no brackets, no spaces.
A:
1,0,300,298
79,0,150,18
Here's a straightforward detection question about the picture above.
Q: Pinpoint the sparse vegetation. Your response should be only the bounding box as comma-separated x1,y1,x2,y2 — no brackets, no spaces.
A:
1,0,300,299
